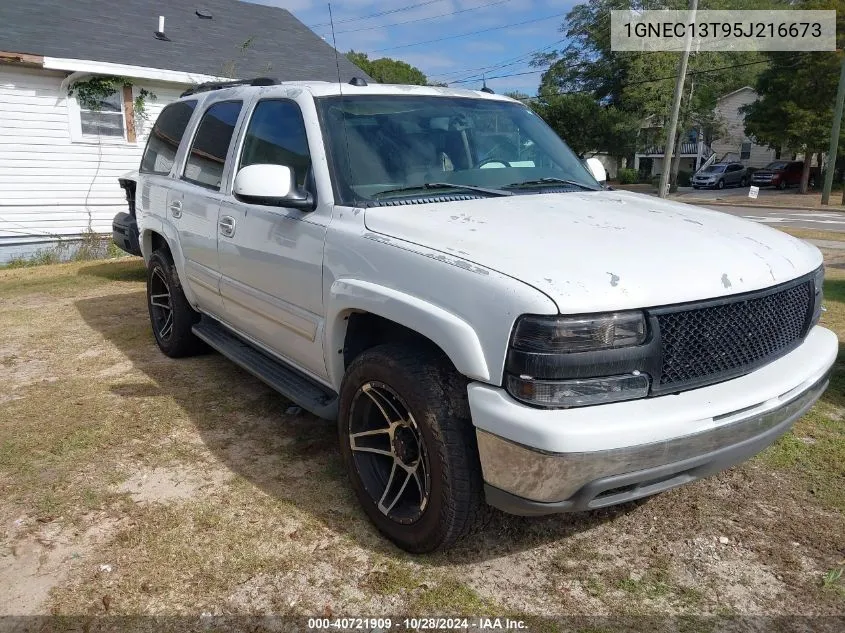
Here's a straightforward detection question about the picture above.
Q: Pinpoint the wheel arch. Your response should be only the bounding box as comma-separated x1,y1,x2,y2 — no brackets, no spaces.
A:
325,279,490,390
140,224,198,306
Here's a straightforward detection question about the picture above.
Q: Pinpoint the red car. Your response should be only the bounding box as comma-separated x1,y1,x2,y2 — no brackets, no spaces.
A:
750,160,817,189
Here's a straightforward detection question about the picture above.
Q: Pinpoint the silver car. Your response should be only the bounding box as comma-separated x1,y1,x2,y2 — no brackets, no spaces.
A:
692,163,747,190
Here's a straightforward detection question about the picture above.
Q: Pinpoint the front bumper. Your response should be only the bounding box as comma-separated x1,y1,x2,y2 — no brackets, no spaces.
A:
471,326,837,515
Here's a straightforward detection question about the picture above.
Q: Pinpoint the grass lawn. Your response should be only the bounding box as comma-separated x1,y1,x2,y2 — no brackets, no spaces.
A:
0,246,843,626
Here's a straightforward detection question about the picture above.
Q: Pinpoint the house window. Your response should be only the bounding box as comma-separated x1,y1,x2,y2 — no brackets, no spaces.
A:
78,89,126,138
740,141,752,160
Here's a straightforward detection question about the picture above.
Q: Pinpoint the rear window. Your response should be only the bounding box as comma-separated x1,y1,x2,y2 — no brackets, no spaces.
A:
140,101,198,175
183,100,243,190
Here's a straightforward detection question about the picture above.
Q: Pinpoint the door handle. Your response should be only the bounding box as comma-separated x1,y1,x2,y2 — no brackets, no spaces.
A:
169,200,183,219
219,215,236,238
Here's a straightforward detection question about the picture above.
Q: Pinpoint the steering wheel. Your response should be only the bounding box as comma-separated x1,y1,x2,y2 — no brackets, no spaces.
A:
478,159,511,168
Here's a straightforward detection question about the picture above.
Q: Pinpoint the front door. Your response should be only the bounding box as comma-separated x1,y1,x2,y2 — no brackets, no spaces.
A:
217,98,329,380
175,99,245,316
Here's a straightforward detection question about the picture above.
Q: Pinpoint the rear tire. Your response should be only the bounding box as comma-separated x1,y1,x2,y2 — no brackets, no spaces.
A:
740,177,747,187
338,343,486,553
146,249,204,358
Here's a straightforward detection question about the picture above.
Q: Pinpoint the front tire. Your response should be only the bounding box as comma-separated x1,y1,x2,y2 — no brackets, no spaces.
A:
146,249,204,358
338,343,486,553
716,179,725,190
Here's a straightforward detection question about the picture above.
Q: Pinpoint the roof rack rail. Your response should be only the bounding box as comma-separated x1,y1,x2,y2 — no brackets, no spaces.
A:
180,77,278,97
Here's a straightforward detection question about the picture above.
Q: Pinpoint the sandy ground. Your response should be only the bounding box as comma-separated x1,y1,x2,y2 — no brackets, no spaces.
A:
0,255,842,632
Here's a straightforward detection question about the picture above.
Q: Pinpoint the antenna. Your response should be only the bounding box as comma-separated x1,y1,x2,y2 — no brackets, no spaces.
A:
328,3,357,206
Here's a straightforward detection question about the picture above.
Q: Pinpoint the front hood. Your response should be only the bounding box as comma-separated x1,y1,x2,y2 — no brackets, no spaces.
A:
364,191,821,313
753,170,780,177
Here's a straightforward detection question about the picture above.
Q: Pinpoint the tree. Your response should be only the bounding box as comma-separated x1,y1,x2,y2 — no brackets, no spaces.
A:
346,51,428,85
533,0,778,177
742,0,845,193
532,92,639,158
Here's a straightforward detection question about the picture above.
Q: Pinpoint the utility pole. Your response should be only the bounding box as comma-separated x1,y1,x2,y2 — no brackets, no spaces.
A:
822,51,845,205
669,77,695,191
659,0,698,199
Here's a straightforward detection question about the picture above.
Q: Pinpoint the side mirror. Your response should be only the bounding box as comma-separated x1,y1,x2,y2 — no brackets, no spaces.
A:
233,164,315,210
584,157,607,184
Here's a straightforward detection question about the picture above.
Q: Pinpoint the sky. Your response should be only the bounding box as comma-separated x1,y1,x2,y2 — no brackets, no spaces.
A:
245,0,577,95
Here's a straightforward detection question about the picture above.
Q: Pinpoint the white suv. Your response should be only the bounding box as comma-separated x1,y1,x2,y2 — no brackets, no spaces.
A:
113,78,836,553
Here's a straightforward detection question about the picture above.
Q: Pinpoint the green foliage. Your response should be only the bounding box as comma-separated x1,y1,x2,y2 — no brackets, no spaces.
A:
677,169,692,187
346,51,428,85
68,76,156,120
741,0,845,192
534,0,780,158
533,91,639,157
617,167,639,184
69,76,127,111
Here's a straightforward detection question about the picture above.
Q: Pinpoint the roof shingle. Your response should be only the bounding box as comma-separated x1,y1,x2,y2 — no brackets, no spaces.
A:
0,0,366,82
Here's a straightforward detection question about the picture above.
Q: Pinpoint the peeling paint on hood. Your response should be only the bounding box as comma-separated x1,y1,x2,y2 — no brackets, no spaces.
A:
363,190,823,313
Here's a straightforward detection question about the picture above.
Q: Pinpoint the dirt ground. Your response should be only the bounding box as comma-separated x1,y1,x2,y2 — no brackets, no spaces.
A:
0,244,843,632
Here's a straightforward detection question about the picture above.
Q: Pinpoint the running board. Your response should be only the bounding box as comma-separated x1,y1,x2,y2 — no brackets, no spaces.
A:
192,317,338,420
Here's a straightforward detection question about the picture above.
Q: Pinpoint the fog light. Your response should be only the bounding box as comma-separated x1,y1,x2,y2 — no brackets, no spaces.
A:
507,372,650,408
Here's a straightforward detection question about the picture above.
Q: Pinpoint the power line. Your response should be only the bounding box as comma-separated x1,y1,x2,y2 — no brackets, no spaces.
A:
320,0,514,35
371,13,564,53
450,59,773,89
431,39,566,83
308,0,445,28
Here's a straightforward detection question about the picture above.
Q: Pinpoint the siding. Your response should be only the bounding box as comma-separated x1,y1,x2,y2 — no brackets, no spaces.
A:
0,65,182,260
711,88,776,169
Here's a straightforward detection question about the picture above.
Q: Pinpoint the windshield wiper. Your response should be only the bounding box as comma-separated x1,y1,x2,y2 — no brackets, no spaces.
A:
504,177,600,191
372,182,512,199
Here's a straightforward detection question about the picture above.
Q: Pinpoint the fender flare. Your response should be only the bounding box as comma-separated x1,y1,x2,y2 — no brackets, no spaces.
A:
140,217,199,306
325,278,490,388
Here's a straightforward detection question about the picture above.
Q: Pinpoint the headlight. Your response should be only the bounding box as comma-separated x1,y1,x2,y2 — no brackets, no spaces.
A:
811,264,825,327
511,311,646,353
507,373,650,408
506,312,653,408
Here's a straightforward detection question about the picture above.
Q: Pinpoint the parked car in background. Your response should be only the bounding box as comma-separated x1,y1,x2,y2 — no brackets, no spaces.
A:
751,160,817,190
692,163,747,189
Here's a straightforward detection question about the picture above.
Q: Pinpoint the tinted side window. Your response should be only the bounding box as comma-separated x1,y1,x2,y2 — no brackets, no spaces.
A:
140,100,197,175
183,101,243,190
239,100,311,186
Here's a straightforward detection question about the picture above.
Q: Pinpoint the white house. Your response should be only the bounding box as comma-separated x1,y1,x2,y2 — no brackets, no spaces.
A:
709,86,778,168
633,86,777,178
0,0,364,263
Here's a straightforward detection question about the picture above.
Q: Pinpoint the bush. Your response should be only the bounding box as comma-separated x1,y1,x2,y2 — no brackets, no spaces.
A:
677,169,692,187
617,168,639,184
745,167,758,176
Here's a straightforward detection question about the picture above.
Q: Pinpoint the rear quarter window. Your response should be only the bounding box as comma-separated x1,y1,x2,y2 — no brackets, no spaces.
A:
140,100,198,175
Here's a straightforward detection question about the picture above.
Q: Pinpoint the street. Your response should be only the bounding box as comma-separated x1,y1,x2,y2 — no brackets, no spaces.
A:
704,206,845,231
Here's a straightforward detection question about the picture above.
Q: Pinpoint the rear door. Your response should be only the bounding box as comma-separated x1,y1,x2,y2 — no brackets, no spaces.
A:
138,100,197,250
171,99,245,316
217,98,329,380
726,164,742,185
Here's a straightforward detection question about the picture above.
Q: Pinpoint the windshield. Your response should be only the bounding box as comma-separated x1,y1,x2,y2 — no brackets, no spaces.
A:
702,165,727,173
315,95,599,205
764,161,789,170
